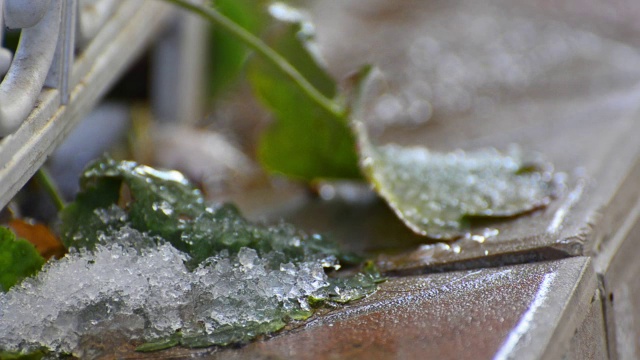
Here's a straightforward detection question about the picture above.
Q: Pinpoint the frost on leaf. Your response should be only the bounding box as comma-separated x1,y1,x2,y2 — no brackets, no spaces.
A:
350,69,555,239
355,122,554,239
60,157,359,268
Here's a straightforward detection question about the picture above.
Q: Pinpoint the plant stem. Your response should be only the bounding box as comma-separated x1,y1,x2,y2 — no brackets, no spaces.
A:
35,168,65,212
164,0,345,119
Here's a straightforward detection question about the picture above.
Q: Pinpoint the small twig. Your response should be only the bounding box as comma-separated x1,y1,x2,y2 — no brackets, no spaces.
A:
163,0,345,119
35,168,65,211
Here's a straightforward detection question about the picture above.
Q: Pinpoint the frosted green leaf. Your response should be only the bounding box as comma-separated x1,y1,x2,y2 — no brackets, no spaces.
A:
12,158,382,356
61,157,363,268
355,122,554,239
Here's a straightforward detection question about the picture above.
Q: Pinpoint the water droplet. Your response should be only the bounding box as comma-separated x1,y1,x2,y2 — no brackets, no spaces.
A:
318,184,336,200
152,201,174,216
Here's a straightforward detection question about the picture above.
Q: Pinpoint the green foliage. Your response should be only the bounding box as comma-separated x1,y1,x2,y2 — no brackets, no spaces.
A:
135,264,381,351
146,319,289,350
249,7,361,181
184,204,357,268
60,157,360,268
0,227,45,292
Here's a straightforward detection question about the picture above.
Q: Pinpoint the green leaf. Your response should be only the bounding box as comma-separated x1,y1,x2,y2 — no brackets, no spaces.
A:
59,177,122,250
0,227,46,292
135,333,181,352
167,0,558,241
0,350,46,360
179,319,288,348
179,203,358,269
249,4,361,181
208,0,268,97
340,68,555,239
354,118,554,239
61,157,206,253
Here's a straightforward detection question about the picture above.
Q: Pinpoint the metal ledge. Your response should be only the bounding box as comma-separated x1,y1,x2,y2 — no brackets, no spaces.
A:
0,0,174,210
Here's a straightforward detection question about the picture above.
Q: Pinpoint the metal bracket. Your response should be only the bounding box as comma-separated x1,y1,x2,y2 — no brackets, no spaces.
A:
45,0,76,104
0,0,62,136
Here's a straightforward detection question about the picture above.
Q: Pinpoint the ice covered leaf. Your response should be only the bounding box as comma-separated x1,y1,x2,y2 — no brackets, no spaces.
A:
0,242,380,355
60,157,205,253
322,261,386,304
355,121,554,238
0,227,45,292
61,157,357,268
184,203,359,268
87,158,205,250
342,67,556,239
179,318,288,348
59,174,122,250
249,3,361,181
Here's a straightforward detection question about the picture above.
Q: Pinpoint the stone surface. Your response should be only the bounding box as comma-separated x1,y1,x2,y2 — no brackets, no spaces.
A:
566,291,608,360
595,198,640,360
